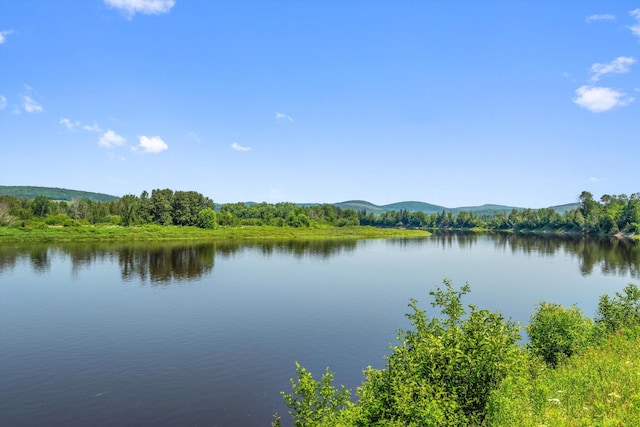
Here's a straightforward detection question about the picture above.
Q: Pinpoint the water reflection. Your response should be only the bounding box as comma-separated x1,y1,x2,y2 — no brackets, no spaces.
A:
0,239,360,283
389,233,640,278
1,234,638,280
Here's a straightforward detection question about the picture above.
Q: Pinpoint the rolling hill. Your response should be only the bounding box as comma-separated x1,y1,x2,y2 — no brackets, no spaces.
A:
0,186,119,202
0,186,580,215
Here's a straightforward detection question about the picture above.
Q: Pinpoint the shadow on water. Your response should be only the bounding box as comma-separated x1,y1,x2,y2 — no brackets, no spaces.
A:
0,239,360,283
385,232,640,278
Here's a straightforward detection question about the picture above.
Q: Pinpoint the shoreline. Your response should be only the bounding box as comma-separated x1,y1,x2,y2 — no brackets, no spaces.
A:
0,225,430,243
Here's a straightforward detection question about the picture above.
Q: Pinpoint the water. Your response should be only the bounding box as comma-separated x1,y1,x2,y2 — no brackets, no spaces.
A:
0,234,638,426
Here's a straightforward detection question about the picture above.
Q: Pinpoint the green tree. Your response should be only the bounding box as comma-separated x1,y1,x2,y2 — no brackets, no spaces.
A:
120,194,139,226
151,189,174,225
31,195,52,217
196,208,217,229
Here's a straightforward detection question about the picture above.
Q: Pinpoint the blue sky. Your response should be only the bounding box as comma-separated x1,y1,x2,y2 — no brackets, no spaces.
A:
1,0,638,208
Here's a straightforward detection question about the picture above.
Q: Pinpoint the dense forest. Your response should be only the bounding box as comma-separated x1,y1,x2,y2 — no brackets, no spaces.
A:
0,189,638,236
0,186,118,202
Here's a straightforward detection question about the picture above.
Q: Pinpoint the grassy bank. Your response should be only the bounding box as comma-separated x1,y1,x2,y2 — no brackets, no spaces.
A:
0,224,429,243
274,281,640,427
488,327,640,426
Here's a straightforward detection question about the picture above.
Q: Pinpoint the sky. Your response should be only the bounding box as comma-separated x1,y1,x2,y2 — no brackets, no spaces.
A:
0,0,638,208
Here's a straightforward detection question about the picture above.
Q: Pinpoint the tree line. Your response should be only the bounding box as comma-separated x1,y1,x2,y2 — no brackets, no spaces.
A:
0,189,638,235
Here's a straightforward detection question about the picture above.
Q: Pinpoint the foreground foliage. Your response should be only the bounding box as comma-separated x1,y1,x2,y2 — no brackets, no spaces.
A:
275,282,640,427
488,327,640,427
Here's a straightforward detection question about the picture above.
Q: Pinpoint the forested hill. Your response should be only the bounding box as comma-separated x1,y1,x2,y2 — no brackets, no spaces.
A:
0,186,119,202
0,186,581,214
334,200,581,215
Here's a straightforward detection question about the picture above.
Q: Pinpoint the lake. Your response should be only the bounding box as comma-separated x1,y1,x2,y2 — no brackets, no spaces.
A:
1,233,638,426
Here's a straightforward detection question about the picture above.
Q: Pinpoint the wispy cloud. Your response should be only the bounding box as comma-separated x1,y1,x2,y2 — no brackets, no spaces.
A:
590,56,636,82
573,86,633,112
84,122,104,132
630,9,640,38
19,85,43,113
99,130,126,148
104,0,175,18
585,14,615,23
588,177,602,183
0,95,6,110
59,118,81,130
137,135,168,153
187,131,201,143
0,30,13,44
23,96,43,113
231,142,251,152
275,112,293,122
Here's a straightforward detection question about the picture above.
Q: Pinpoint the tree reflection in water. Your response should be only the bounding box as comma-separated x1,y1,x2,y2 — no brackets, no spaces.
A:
0,234,638,280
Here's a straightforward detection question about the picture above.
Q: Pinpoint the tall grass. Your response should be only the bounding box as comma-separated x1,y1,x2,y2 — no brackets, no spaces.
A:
487,327,640,426
0,224,428,243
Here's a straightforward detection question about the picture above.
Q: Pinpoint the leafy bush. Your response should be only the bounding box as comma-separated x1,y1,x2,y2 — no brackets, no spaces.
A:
595,283,640,335
44,214,76,226
527,302,593,366
196,208,217,229
274,363,351,427
277,280,523,426
104,215,121,225
350,280,522,426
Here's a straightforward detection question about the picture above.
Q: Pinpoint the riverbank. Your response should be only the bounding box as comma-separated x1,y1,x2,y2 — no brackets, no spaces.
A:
0,224,429,243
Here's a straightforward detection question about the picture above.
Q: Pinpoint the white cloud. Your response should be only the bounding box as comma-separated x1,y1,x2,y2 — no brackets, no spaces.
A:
138,135,168,153
99,130,126,148
59,118,80,130
231,142,251,152
275,112,293,122
588,177,602,183
23,95,43,113
0,30,13,44
573,85,633,112
19,85,43,113
585,14,615,23
0,95,6,109
104,0,175,18
84,122,104,132
630,9,640,38
590,56,636,82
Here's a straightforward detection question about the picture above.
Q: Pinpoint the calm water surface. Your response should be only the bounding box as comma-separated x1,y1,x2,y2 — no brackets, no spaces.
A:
0,234,638,426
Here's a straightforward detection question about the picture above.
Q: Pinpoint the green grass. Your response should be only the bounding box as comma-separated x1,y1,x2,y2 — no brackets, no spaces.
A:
487,327,640,427
0,224,429,243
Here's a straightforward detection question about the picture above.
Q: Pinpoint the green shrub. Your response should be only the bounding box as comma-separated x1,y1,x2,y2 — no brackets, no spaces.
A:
275,363,351,427
196,208,217,229
104,215,121,225
44,214,76,226
527,303,593,366
595,283,640,335
277,280,523,426
487,325,640,427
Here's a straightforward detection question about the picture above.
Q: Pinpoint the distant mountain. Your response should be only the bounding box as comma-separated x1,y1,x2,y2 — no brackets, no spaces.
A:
548,203,581,214
332,200,578,215
0,186,119,202
449,204,524,216
382,201,447,214
1,186,581,215
334,200,388,215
